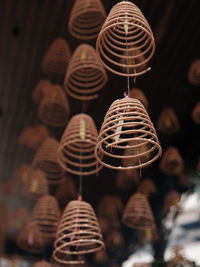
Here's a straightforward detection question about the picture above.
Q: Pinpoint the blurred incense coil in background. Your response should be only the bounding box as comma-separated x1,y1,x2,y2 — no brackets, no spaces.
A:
157,107,180,135
116,169,139,191
105,229,125,252
163,190,181,213
191,101,200,124
138,178,157,198
129,88,149,110
187,59,200,85
32,79,52,104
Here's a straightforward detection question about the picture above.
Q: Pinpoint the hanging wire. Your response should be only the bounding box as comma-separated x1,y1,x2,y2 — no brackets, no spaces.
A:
125,35,130,96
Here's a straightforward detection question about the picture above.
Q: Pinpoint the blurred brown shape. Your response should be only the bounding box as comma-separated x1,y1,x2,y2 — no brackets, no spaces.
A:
33,260,51,267
57,113,102,176
64,44,107,100
17,221,45,253
133,264,150,267
18,124,49,150
157,107,180,135
163,190,181,213
68,0,106,40
138,178,157,198
42,38,71,75
32,79,52,104
53,200,104,265
105,229,125,252
0,203,9,231
33,137,64,185
122,193,154,230
0,179,16,196
129,88,149,110
93,249,108,264
188,59,200,85
138,224,160,245
12,164,32,188
191,101,200,125
116,169,139,191
0,228,5,255
160,147,184,175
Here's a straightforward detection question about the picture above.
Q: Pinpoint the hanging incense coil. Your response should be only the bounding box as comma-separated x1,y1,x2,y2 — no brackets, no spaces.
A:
116,169,139,191
191,102,200,124
96,1,155,77
138,178,157,198
22,169,49,200
160,147,184,175
32,80,52,104
53,200,104,265
157,107,180,135
33,260,51,267
122,193,154,230
17,221,45,253
129,88,149,110
188,59,200,85
33,137,64,185
64,44,107,100
68,0,106,40
163,190,181,213
32,195,61,240
95,97,162,170
57,113,102,176
38,85,70,127
105,229,125,252
42,38,71,75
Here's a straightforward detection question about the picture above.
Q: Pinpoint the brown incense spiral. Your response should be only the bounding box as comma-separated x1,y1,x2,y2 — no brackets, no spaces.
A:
188,59,200,85
52,200,104,265
38,85,70,127
157,107,180,135
32,80,52,104
42,38,71,75
122,192,154,230
129,88,149,110
64,44,107,100
96,1,155,77
191,102,200,125
33,137,64,185
95,97,162,170
31,195,61,239
57,113,102,176
68,0,106,40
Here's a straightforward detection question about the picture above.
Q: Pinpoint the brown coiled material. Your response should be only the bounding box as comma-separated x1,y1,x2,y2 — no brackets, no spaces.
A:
68,0,106,40
32,80,52,104
95,97,162,170
32,195,61,239
38,85,70,127
159,147,184,175
157,107,180,135
129,88,149,110
187,59,200,85
33,138,64,185
96,1,155,77
105,230,124,252
17,221,45,253
64,44,107,100
116,169,139,191
138,178,157,198
122,192,154,230
57,113,102,176
42,38,71,75
33,260,51,267
191,101,200,124
22,169,49,200
52,200,104,265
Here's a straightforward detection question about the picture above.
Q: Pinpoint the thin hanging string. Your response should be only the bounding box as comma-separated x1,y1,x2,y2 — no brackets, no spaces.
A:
125,35,130,96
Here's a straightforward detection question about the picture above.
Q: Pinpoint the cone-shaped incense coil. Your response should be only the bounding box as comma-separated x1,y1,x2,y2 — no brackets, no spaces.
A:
188,59,200,85
138,178,157,197
116,169,139,191
68,0,106,40
53,200,104,264
64,44,107,100
95,97,162,170
157,107,180,135
191,102,200,124
96,1,155,77
33,260,51,267
160,147,184,175
32,80,52,104
22,169,49,200
129,88,149,110
42,38,71,75
57,113,102,176
17,221,45,253
32,195,61,238
33,138,64,184
105,230,125,252
122,193,154,229
38,85,70,127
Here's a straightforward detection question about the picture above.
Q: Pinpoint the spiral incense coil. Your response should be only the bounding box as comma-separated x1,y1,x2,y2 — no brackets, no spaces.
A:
32,195,61,239
116,169,139,191
57,113,102,176
191,102,200,124
53,200,104,264
105,230,124,252
138,178,157,198
64,44,107,100
129,88,149,110
22,169,49,200
95,97,162,170
42,38,71,75
68,0,106,40
33,260,51,267
38,85,70,127
96,1,155,77
163,190,181,213
157,107,180,135
32,80,52,104
17,221,45,253
98,196,123,222
122,193,154,230
33,137,64,185
188,59,200,85
159,147,184,175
